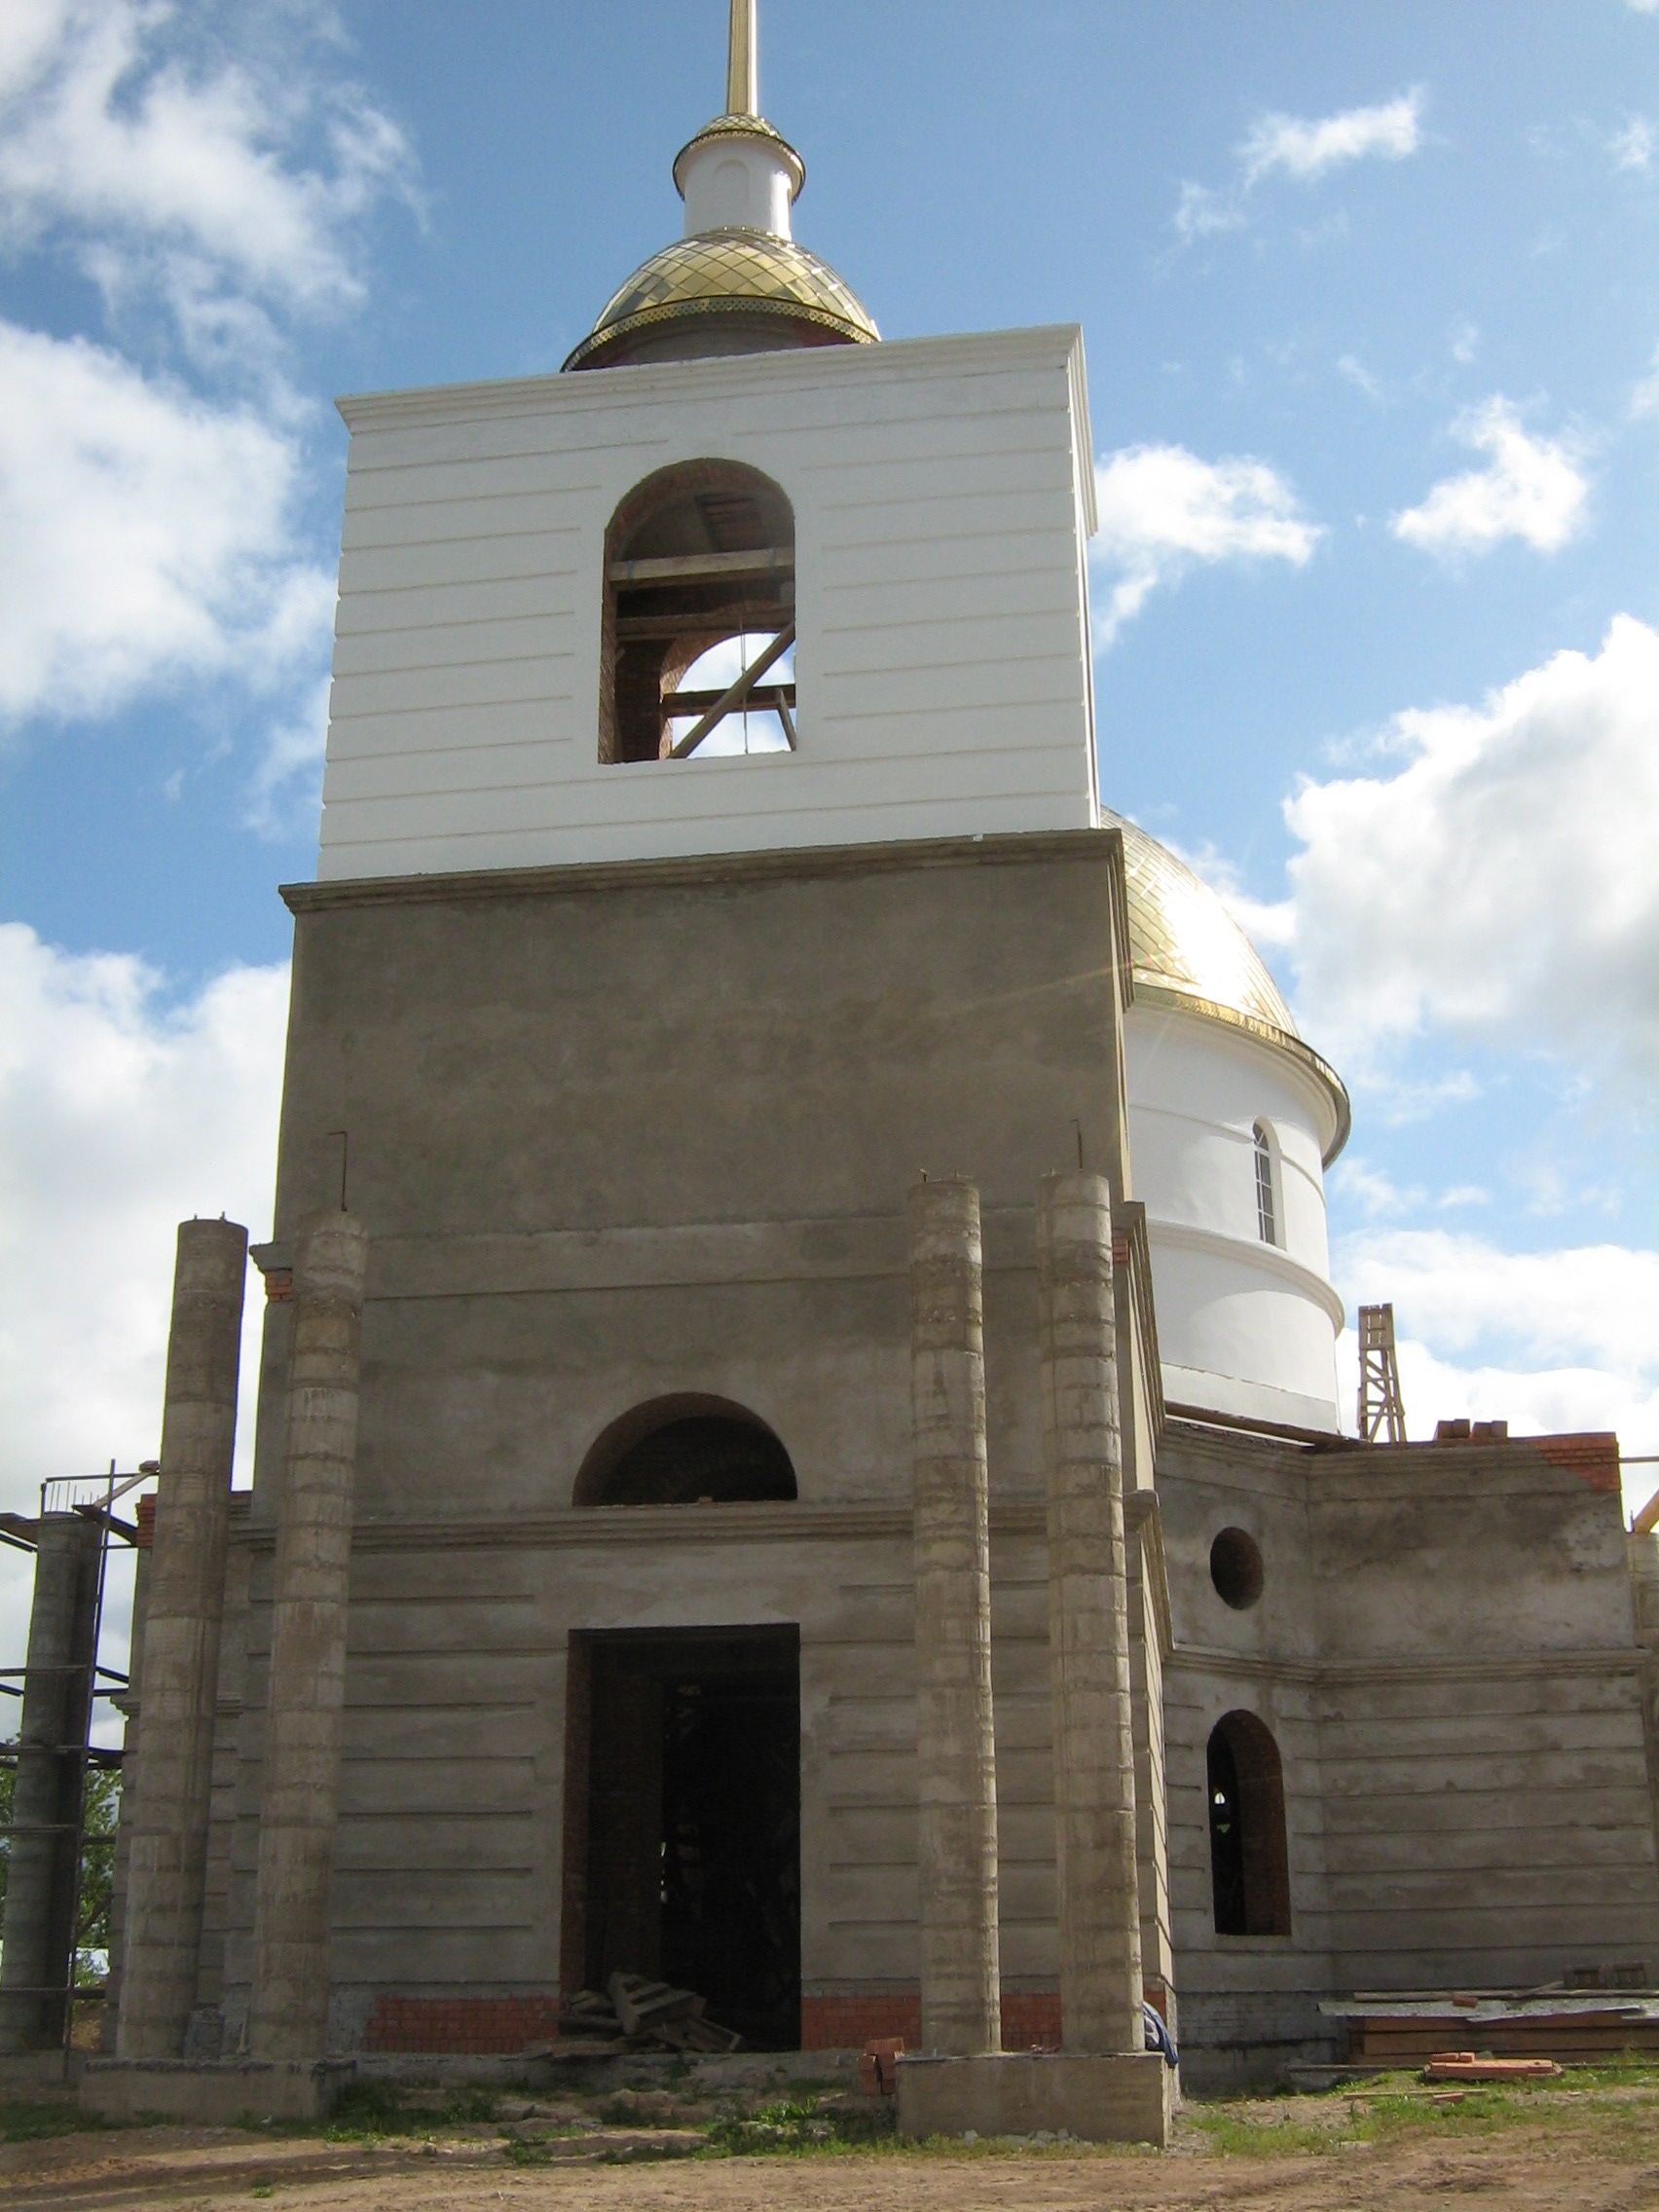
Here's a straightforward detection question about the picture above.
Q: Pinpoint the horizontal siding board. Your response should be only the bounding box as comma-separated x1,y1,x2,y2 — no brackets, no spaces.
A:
338,533,581,595
335,578,567,634
332,615,571,679
329,657,571,721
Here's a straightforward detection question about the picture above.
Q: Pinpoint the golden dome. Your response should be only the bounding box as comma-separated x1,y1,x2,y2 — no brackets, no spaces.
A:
563,228,878,372
1108,810,1350,1161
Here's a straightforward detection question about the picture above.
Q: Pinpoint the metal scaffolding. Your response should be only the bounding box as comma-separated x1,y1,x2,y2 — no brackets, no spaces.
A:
0,1465,146,2068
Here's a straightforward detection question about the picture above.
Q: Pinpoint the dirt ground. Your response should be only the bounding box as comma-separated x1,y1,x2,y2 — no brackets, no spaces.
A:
6,2073,1659,2212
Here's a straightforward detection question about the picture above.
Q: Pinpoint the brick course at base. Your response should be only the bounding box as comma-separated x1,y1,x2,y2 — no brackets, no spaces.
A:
801,1994,1063,2051
363,1996,564,2054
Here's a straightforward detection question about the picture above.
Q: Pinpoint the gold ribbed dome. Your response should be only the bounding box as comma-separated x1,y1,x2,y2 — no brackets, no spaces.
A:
1108,810,1350,1161
563,229,878,372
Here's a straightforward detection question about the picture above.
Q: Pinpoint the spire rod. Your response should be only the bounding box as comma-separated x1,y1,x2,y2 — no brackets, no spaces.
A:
726,0,758,116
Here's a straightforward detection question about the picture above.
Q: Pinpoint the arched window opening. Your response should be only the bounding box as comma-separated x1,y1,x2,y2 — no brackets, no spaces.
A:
1253,1122,1278,1247
573,1394,797,1507
1207,1711,1291,1937
600,461,795,764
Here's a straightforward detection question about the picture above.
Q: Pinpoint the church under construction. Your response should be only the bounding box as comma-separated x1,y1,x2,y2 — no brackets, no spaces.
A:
5,0,1658,2138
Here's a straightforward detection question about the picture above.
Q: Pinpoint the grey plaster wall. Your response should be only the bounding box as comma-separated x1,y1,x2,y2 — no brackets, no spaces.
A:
210,833,1136,2036
1157,1422,1659,2085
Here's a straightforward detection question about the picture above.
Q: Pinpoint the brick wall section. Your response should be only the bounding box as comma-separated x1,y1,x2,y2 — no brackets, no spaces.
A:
363,1996,564,2053
1537,1433,1621,1494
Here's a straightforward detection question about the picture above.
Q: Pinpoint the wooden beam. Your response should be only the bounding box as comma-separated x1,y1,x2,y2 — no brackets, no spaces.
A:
663,682,795,718
608,547,793,585
668,623,796,758
615,600,791,645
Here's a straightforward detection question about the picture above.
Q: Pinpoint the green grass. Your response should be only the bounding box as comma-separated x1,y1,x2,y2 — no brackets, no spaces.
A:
0,2098,102,2145
700,2097,896,2157
1181,2057,1659,2159
320,2079,501,2144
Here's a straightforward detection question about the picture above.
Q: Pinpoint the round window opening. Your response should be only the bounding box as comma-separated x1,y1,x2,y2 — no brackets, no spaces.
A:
1210,1528,1265,1611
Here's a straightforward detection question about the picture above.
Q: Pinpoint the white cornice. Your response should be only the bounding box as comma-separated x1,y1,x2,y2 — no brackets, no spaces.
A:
1146,1216,1346,1329
336,323,1087,434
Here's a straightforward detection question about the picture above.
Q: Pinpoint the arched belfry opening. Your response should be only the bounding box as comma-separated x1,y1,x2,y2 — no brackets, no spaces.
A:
600,461,795,764
572,1394,797,1507
1207,1711,1292,1937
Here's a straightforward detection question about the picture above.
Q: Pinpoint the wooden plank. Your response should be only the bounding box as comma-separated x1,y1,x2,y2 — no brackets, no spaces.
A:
609,548,793,584
664,683,795,719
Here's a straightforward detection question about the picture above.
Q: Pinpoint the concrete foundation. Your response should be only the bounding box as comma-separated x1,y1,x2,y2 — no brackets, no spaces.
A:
120,1218,248,2060
1036,1172,1142,2054
896,2048,1172,2145
907,1178,1001,2056
248,1210,370,2061
81,2055,354,2125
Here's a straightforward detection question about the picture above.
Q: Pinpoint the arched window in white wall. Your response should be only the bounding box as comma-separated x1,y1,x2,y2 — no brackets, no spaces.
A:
1253,1122,1279,1248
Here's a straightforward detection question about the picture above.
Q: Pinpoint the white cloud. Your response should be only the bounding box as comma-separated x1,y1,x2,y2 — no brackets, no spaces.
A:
1091,444,1322,643
0,926,288,1670
0,0,414,346
245,671,332,838
1338,353,1384,402
1633,345,1659,418
1241,91,1424,186
1172,181,1246,244
1279,616,1659,1083
1391,396,1588,557
1174,88,1423,246
0,319,333,723
1333,1229,1659,1503
1611,115,1656,172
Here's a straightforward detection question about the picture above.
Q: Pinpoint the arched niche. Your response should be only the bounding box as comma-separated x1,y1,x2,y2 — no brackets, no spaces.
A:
1206,1709,1292,1937
572,1393,798,1508
599,460,795,764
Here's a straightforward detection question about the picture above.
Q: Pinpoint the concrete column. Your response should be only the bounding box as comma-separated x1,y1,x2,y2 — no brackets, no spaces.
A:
118,1218,248,2060
0,1512,102,2053
248,1210,369,2062
1036,1171,1142,2054
907,1178,1001,2056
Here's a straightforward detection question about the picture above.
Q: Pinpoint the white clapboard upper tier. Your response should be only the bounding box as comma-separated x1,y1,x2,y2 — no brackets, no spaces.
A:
320,324,1099,882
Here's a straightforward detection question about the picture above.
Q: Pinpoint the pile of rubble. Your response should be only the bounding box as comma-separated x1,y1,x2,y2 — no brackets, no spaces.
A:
554,1972,742,2054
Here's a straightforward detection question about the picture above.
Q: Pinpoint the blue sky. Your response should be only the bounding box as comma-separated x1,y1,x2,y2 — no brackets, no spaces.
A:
2,0,1657,1634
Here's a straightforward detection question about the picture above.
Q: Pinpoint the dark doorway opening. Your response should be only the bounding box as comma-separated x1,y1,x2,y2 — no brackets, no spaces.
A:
563,1627,800,2048
1206,1709,1292,1937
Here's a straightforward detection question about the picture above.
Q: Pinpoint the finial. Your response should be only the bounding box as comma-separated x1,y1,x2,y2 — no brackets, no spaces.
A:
727,0,758,116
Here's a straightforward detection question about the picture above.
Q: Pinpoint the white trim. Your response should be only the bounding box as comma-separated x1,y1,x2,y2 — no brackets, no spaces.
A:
337,324,1089,433
1125,996,1344,1166
1161,1362,1344,1436
1146,1218,1346,1330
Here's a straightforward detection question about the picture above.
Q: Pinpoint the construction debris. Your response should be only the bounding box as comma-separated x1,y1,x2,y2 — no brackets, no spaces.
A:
551,1975,742,2054
1423,2052,1563,2083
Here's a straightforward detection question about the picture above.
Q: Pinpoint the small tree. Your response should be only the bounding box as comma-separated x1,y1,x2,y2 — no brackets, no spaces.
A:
76,1766,121,1983
0,1758,122,1985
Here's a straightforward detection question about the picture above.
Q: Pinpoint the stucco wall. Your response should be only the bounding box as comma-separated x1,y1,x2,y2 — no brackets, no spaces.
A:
1125,1006,1343,1431
1157,1421,1659,2086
